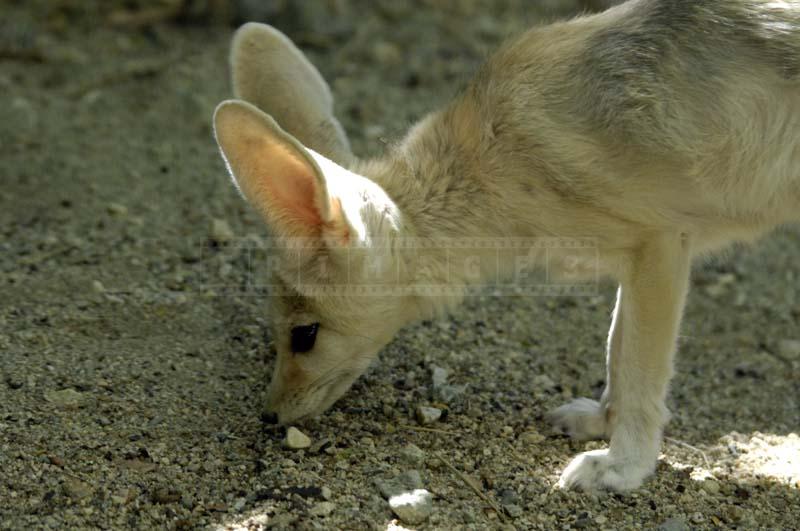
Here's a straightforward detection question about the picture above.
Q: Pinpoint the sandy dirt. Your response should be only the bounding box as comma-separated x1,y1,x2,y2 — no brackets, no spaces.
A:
1,1,798,529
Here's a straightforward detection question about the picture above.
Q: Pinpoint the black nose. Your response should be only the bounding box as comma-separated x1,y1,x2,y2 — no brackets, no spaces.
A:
261,411,279,425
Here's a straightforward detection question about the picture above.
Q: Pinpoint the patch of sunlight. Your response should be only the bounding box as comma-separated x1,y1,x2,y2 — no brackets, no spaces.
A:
216,511,270,531
662,432,800,488
388,489,429,507
764,1,794,10
386,519,415,531
731,432,800,485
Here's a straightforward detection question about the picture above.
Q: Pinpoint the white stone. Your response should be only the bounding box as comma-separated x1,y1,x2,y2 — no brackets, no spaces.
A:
107,202,128,216
210,218,234,243
389,489,433,525
778,339,800,358
415,406,442,424
310,501,335,517
283,427,311,450
399,443,426,464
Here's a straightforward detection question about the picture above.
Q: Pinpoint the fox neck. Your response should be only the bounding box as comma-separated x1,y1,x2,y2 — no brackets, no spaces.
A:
368,101,490,239
350,99,547,316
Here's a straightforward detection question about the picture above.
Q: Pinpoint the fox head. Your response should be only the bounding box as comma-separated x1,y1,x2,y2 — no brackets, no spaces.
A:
213,99,416,423
213,23,463,423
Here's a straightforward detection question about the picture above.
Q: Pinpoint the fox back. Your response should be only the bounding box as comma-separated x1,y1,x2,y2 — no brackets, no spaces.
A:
430,0,800,244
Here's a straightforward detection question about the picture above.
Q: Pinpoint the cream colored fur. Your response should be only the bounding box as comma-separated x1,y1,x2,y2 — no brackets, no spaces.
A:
213,1,800,492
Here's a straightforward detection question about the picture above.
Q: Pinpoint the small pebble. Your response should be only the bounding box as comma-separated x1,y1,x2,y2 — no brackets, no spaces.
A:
232,497,246,512
107,202,128,216
151,488,181,504
388,488,433,525
520,429,545,444
399,443,426,464
210,218,234,243
778,339,800,358
283,427,312,450
705,283,727,298
415,405,442,425
431,366,449,389
498,488,519,506
376,470,423,499
372,41,402,64
44,388,89,409
105,294,124,304
309,437,333,454
5,376,23,390
269,514,297,527
504,504,523,518
180,494,195,509
63,479,93,500
690,512,705,524
701,479,720,495
111,488,133,504
436,383,467,403
658,516,690,531
309,501,336,517
532,374,556,391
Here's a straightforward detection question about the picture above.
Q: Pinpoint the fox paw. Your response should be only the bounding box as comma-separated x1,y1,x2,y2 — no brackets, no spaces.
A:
557,449,651,491
546,398,608,441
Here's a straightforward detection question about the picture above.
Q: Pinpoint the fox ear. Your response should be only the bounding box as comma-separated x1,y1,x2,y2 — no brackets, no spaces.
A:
230,23,352,165
213,99,336,238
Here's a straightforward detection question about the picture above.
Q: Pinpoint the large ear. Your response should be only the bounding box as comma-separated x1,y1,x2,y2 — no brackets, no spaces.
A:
213,99,340,239
230,23,352,165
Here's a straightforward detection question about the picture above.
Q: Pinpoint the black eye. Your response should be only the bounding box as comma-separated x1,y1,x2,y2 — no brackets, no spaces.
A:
290,323,319,353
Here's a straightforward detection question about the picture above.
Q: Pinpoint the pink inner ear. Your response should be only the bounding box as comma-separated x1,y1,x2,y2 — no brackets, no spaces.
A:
215,102,334,239
225,130,326,237
256,140,323,233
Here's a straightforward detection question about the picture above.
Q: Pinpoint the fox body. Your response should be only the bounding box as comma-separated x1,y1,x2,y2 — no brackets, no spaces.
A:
213,0,800,491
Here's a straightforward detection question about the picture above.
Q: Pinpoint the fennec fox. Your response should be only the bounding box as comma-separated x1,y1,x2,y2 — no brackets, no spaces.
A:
213,0,800,491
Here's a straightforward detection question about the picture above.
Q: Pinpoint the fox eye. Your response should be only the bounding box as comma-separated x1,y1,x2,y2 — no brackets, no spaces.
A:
290,323,319,353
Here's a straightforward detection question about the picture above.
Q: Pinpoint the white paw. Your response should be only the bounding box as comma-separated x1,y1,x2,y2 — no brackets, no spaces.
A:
546,398,608,441
557,449,652,491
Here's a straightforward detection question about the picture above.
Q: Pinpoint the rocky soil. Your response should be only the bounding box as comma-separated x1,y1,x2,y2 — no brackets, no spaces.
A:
1,1,798,529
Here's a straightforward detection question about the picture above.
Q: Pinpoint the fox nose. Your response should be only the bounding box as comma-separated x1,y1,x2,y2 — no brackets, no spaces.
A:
261,411,279,425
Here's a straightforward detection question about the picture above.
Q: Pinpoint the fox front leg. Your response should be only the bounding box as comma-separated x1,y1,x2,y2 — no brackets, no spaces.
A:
556,233,691,491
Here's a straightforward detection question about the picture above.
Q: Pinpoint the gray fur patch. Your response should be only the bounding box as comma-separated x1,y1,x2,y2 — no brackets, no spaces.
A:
570,0,800,144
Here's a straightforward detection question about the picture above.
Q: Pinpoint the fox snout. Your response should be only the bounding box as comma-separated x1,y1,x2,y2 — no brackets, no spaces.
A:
262,357,312,423
262,353,364,425
262,372,353,425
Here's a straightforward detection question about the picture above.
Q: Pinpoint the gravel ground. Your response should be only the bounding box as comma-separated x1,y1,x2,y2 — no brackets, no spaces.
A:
1,1,799,529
